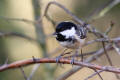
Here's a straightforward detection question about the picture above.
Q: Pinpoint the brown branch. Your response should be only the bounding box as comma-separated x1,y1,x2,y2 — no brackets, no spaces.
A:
0,58,120,74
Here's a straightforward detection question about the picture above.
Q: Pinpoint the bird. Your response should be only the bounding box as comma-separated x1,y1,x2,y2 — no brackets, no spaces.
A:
53,21,87,62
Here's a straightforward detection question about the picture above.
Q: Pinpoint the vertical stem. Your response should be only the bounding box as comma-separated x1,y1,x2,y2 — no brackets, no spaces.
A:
31,1,55,80
32,0,47,56
102,42,120,79
102,42,113,65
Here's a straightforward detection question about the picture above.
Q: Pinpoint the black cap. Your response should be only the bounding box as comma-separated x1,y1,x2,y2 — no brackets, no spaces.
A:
56,21,77,33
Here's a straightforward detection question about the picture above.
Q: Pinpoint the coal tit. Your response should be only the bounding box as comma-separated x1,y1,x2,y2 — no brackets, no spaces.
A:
53,21,87,49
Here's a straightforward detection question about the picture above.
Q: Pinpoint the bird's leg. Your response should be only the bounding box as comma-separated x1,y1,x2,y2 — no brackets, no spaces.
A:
56,48,68,63
70,48,84,65
80,48,84,62
75,47,84,62
70,55,75,66
70,48,79,65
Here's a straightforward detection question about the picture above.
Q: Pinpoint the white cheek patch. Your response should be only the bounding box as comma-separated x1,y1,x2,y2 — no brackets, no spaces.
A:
60,27,76,38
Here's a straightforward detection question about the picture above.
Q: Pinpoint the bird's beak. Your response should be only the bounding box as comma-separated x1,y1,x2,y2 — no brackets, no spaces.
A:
52,32,57,37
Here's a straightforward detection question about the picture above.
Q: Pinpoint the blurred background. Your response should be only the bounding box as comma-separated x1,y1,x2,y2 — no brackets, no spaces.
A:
0,0,120,80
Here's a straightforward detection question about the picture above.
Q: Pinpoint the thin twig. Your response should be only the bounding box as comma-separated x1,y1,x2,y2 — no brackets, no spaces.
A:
85,70,103,80
19,66,27,80
27,64,40,80
38,1,84,25
0,31,36,42
46,14,56,28
87,0,120,21
105,21,114,35
0,16,36,24
93,69,103,80
102,42,113,66
102,42,120,79
113,42,120,55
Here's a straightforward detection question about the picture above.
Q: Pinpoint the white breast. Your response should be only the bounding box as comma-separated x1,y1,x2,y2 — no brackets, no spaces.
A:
60,38,85,49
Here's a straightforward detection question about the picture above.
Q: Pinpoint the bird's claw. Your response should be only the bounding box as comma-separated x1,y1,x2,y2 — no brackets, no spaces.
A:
70,58,75,67
56,56,61,63
56,56,64,68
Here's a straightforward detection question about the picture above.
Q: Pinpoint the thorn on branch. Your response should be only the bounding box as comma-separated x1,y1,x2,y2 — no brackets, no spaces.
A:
4,58,8,65
105,21,115,35
32,56,37,63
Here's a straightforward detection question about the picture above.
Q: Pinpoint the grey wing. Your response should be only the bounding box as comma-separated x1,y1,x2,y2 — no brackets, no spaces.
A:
76,25,87,39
